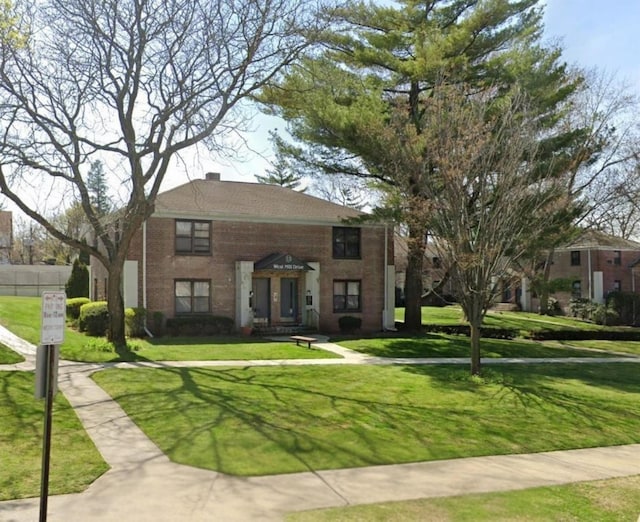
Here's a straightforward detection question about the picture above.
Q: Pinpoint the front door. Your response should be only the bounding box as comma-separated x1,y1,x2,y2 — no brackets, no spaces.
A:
252,278,270,322
280,278,298,321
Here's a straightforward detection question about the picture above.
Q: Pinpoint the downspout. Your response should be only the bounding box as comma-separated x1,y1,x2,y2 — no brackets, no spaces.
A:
384,222,388,330
142,220,153,337
383,222,396,331
588,248,592,300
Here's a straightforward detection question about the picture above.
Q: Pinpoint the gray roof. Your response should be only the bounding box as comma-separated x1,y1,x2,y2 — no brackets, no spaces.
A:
153,179,364,225
562,229,640,251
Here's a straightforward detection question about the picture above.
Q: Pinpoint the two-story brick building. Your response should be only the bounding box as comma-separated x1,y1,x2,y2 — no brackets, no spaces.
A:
91,173,395,334
525,229,640,311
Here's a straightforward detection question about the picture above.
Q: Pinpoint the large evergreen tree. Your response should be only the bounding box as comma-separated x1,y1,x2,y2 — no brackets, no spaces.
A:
260,0,584,331
86,160,112,216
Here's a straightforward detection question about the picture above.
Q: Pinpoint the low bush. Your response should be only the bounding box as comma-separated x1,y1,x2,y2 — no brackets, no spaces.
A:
423,324,517,340
66,297,91,321
125,307,147,338
79,301,109,337
151,311,165,336
165,315,234,336
528,329,640,341
338,315,362,334
65,259,89,298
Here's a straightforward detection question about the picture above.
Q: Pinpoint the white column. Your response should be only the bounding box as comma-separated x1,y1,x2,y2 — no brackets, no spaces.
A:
123,260,138,308
305,262,320,328
593,271,604,304
235,261,254,330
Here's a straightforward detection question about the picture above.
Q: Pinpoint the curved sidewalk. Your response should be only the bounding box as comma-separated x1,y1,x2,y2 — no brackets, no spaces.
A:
1,329,639,521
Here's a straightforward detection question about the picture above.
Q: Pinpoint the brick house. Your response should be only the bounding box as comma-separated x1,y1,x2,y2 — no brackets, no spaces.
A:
91,173,395,334
526,229,640,311
394,228,640,313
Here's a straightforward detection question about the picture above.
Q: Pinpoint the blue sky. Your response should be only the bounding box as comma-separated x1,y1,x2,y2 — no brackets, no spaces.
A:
157,1,640,190
543,0,640,89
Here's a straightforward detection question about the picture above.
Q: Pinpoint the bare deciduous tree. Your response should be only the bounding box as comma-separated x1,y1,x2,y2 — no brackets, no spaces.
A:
419,87,567,375
0,0,320,348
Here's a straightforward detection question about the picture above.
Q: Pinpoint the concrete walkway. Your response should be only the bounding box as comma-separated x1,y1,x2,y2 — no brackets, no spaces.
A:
1,328,639,521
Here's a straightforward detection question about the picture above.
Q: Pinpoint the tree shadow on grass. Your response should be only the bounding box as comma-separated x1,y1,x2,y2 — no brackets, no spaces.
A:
95,365,451,476
93,362,640,478
404,363,640,424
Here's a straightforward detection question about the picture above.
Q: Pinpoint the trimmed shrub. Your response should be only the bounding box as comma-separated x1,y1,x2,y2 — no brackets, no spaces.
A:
591,303,619,326
79,301,109,336
125,307,147,338
65,259,89,298
66,297,91,321
569,298,594,320
527,329,640,341
606,291,640,326
423,324,517,340
165,315,234,336
338,315,362,334
151,311,165,336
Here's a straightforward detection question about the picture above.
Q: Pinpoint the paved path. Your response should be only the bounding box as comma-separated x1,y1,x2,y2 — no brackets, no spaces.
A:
1,328,639,521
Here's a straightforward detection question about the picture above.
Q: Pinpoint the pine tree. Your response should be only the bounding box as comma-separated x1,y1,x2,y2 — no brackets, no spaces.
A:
256,152,305,191
86,160,111,216
260,0,585,332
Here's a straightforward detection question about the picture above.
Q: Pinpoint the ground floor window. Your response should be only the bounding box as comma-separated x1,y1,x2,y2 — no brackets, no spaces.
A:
571,280,581,299
333,280,361,312
175,280,211,314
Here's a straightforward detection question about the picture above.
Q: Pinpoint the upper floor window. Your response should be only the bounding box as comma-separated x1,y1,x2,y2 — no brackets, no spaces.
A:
333,227,361,259
176,220,210,254
613,250,621,265
570,250,581,266
175,280,211,314
333,280,361,312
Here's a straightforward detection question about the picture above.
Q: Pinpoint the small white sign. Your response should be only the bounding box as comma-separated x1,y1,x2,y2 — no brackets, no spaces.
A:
41,291,66,345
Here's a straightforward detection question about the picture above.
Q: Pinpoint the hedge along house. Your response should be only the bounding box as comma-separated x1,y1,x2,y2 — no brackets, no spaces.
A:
90,173,396,334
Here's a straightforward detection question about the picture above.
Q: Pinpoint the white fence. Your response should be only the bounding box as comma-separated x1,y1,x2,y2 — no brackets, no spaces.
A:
0,265,71,297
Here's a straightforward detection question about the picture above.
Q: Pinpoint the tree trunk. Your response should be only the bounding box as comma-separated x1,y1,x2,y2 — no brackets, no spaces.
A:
404,227,425,331
469,321,482,376
106,260,126,349
539,249,555,315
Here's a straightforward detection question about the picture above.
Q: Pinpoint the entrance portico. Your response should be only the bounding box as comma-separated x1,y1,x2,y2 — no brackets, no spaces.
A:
236,254,317,331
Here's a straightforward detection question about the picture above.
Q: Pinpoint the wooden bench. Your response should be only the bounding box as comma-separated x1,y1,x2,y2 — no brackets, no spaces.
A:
290,335,318,349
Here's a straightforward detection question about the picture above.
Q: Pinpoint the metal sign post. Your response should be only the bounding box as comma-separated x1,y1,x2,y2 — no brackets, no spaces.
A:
36,291,65,522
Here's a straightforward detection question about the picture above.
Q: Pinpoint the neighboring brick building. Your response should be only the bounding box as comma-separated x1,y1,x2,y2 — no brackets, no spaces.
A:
527,229,640,311
394,228,640,313
91,173,395,334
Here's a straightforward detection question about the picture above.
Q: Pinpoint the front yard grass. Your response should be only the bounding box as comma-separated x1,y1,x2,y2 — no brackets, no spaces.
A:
553,339,640,357
288,475,640,522
395,305,616,333
0,372,109,500
0,296,338,362
93,363,640,476
61,336,340,362
335,334,623,359
0,343,24,364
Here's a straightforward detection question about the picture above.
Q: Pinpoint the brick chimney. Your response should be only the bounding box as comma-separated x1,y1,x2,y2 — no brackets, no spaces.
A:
205,172,221,181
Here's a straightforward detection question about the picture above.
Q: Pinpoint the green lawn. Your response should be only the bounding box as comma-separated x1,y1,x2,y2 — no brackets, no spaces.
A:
288,475,640,521
62,336,340,362
0,372,109,500
395,306,612,333
93,363,640,476
0,343,24,364
335,334,621,358
0,296,338,362
553,339,640,357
